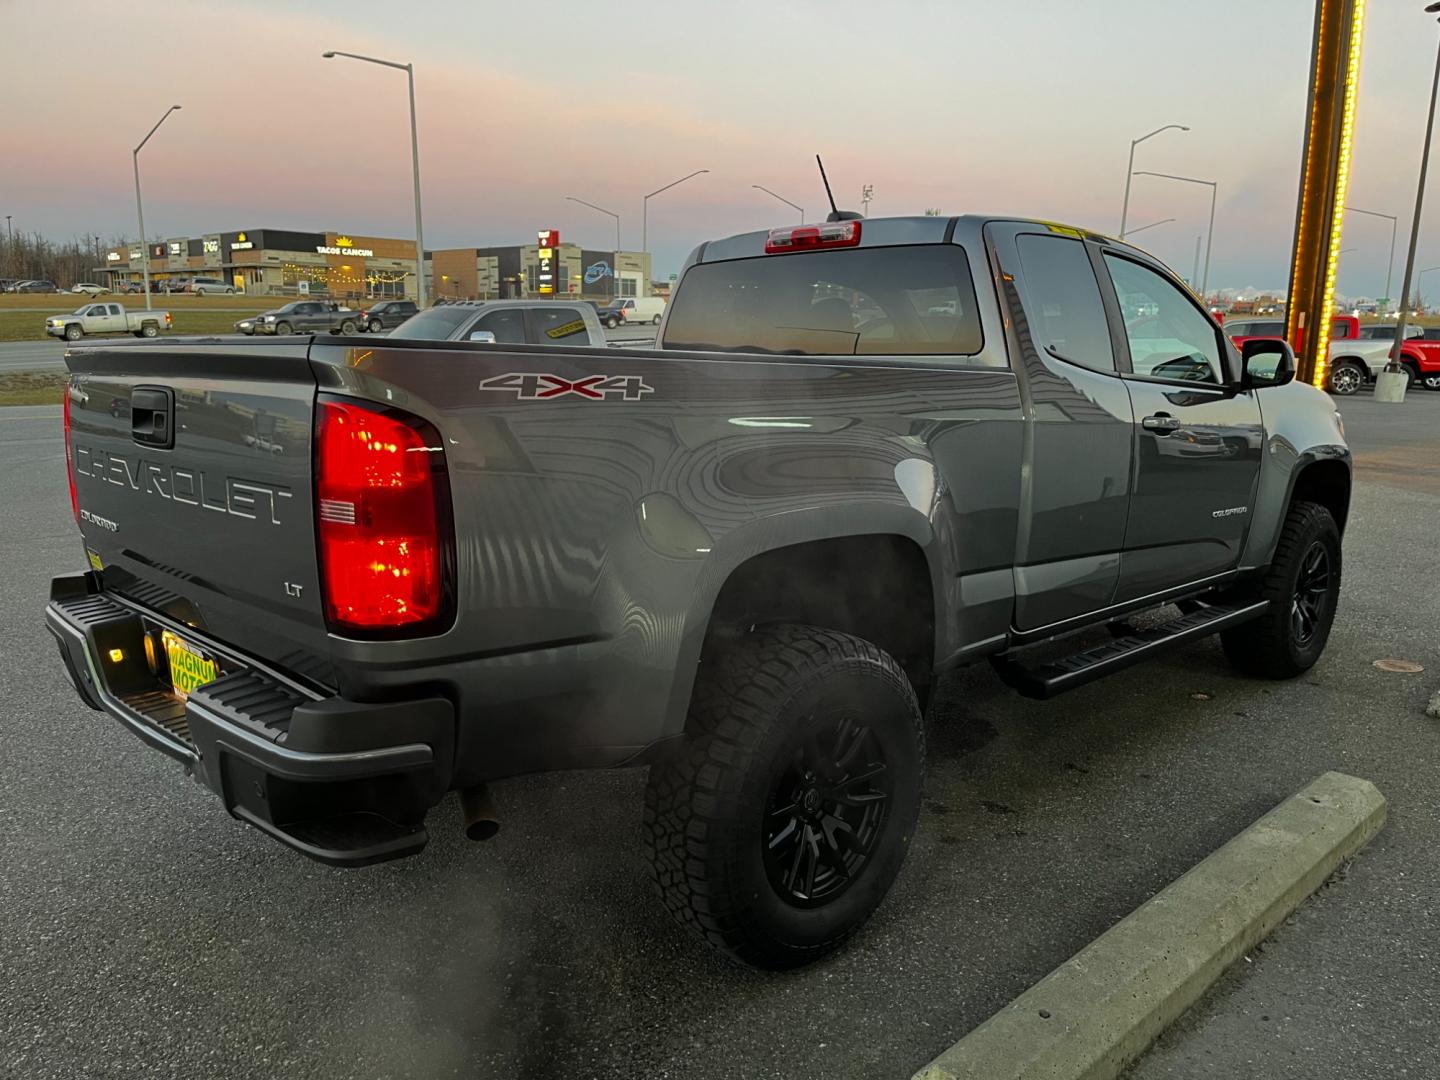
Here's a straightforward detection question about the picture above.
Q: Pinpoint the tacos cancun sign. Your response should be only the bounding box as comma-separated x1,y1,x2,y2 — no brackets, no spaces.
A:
317,236,374,257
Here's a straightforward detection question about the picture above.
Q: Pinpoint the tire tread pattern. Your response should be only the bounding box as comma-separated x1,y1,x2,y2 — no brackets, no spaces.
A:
643,623,923,968
1221,500,1340,678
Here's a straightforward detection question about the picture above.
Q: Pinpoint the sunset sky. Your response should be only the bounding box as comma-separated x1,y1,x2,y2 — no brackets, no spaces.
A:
6,0,1440,295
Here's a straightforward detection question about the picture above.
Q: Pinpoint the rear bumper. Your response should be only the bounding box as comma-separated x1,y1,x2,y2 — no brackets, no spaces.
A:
46,572,454,867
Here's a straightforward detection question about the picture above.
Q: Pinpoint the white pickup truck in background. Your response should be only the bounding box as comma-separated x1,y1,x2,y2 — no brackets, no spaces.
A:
45,302,172,341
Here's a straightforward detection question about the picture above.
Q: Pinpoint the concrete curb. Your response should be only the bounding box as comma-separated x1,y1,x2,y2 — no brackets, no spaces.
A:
911,771,1387,1080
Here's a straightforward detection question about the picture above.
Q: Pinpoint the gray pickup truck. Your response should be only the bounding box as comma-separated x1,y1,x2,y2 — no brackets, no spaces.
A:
235,300,360,336
45,302,172,341
48,214,1349,970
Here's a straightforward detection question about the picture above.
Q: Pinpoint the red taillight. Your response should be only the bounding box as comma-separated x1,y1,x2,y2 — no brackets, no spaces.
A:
62,382,79,523
315,398,452,635
764,220,861,254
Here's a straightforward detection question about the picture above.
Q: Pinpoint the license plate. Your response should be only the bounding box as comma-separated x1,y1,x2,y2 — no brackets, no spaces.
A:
162,631,218,697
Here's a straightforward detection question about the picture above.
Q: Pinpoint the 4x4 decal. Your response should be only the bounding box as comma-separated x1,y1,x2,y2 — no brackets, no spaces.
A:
479,373,655,401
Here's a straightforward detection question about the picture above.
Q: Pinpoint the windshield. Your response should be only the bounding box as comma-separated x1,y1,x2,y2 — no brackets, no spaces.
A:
387,305,475,340
662,245,983,356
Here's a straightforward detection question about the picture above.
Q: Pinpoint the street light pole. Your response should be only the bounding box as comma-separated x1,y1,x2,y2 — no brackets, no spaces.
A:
133,104,181,311
1119,124,1189,239
1345,206,1399,311
752,184,804,223
1124,217,1175,237
566,196,621,251
643,169,709,257
1417,265,1440,309
323,51,426,308
1386,3,1440,388
1134,170,1218,299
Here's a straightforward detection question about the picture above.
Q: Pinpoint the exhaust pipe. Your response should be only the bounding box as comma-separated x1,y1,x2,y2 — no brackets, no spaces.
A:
459,783,499,841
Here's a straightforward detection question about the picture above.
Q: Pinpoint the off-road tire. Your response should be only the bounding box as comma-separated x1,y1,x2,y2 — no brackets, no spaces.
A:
644,623,924,970
1221,500,1341,679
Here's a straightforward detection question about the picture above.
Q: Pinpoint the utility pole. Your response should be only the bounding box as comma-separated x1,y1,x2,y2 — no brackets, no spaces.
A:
861,184,874,217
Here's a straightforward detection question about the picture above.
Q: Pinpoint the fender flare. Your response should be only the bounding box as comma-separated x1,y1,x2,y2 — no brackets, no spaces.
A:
658,504,942,736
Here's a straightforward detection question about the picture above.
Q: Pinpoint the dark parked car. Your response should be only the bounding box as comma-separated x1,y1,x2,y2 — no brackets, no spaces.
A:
358,299,418,332
13,279,60,293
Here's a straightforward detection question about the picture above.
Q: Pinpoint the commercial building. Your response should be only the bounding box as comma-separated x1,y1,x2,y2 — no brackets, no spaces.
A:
99,227,657,304
100,229,421,300
430,242,652,302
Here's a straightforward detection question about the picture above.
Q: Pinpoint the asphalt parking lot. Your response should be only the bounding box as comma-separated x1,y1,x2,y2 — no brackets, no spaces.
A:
1,395,1437,1080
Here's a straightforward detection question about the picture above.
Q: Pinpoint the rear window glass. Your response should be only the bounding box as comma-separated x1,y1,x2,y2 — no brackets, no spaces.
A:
388,306,475,340
662,245,983,357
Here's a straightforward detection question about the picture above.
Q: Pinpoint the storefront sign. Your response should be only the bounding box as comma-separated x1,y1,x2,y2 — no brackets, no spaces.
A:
203,239,220,254
150,243,166,259
230,232,254,251
107,252,122,262
537,229,559,295
317,236,374,257
168,242,183,257
583,260,613,285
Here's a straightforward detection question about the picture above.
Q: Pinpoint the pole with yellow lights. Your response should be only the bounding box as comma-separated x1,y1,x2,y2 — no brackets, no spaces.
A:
1378,2,1440,403
1286,0,1367,392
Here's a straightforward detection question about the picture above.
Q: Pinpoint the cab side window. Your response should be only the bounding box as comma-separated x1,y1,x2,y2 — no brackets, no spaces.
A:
1103,255,1224,384
531,306,589,341
1015,234,1115,372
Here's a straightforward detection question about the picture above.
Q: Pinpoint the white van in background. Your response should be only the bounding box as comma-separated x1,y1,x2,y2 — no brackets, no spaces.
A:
623,296,667,324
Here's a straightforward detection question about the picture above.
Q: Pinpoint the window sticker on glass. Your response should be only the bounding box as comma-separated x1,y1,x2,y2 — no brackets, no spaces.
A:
545,318,588,340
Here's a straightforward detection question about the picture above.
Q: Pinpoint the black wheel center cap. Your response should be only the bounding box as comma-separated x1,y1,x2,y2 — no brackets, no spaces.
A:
802,788,822,815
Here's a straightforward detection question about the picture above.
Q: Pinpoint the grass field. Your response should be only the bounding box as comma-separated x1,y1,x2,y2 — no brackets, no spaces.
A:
0,371,66,406
0,292,273,311
0,308,269,342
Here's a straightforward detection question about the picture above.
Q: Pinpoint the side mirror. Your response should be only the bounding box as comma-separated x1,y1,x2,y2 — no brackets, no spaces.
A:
1241,338,1296,388
468,330,496,344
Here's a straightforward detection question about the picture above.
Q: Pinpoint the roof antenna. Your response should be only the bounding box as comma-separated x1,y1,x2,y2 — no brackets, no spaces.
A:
816,155,863,222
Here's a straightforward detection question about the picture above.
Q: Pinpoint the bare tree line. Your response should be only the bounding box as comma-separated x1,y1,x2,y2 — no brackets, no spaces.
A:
1,231,121,287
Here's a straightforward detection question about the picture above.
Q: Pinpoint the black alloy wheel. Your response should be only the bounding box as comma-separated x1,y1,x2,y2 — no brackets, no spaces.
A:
1290,542,1331,646
762,714,892,907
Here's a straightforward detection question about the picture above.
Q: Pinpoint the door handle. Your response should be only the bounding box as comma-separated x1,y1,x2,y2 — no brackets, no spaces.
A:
131,386,175,450
1142,413,1182,434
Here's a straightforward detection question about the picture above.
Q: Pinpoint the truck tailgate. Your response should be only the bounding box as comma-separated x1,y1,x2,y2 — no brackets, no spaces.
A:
65,340,330,681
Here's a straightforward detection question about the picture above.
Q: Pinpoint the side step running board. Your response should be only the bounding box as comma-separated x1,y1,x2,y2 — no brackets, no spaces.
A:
992,599,1269,700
